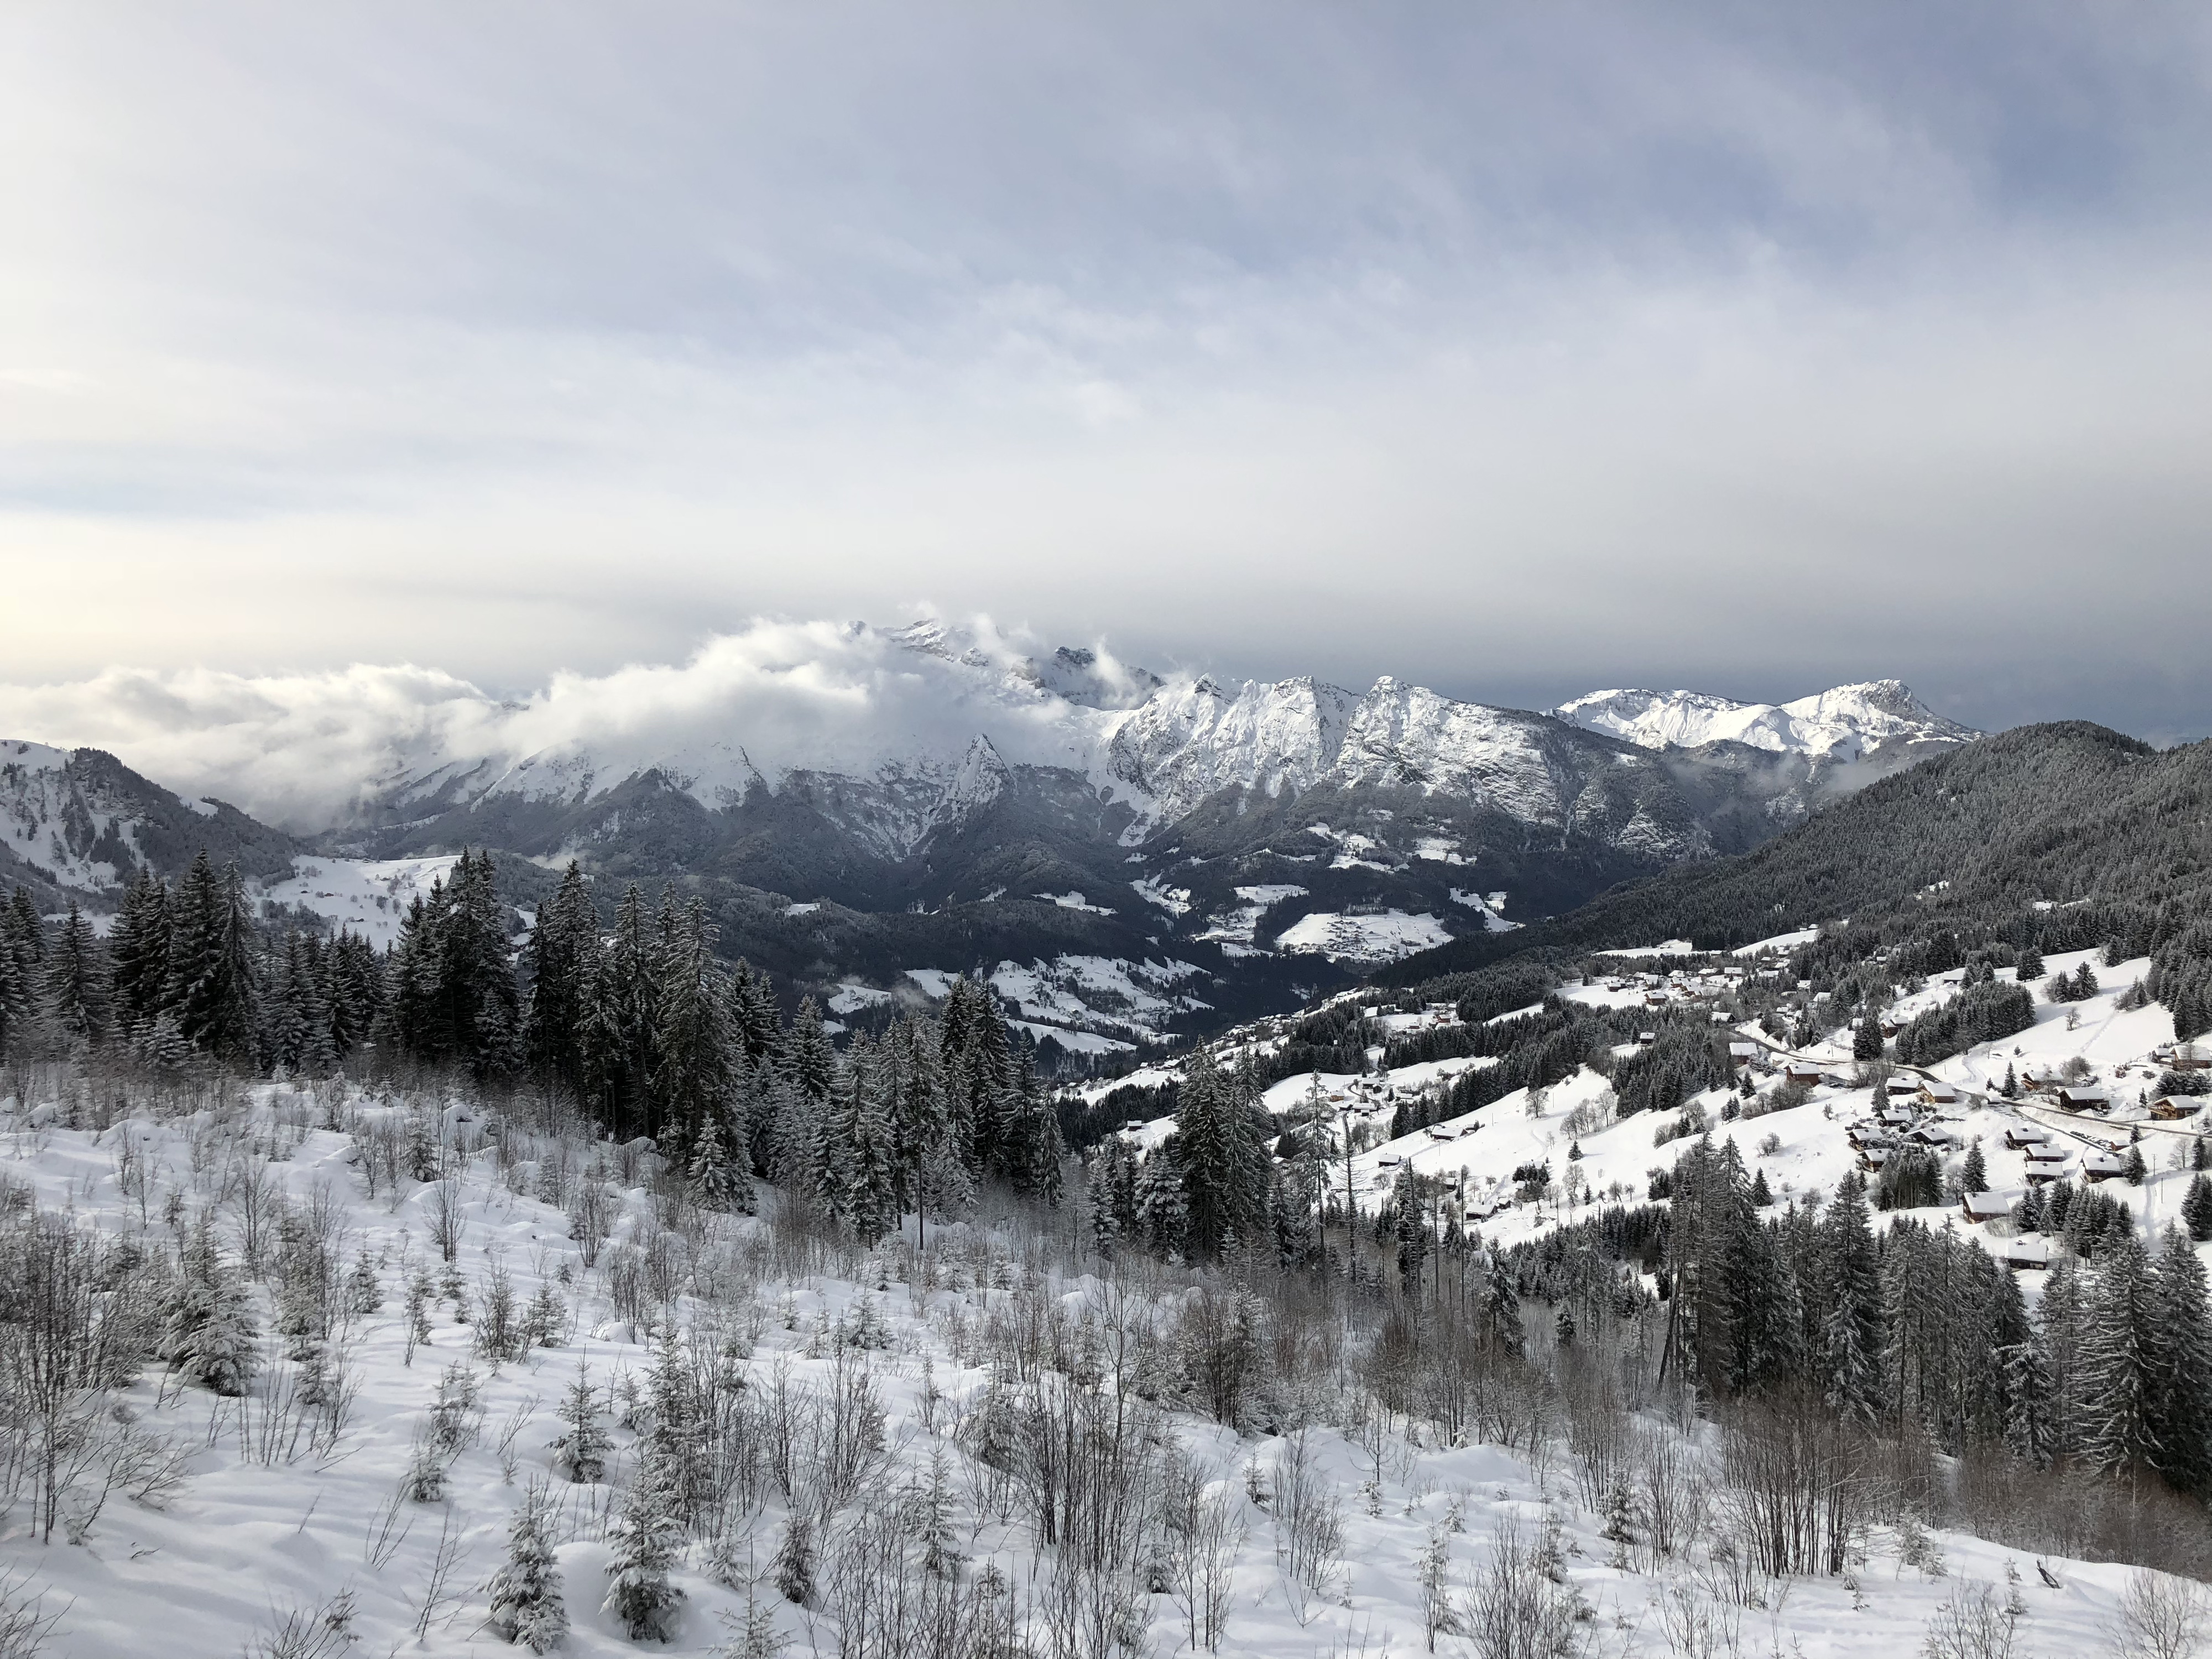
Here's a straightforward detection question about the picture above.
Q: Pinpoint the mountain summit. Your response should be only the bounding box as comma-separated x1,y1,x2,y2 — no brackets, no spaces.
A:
1552,680,1979,763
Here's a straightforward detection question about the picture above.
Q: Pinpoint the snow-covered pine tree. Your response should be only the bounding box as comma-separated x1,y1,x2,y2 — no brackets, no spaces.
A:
1960,1139,1988,1194
1817,1172,1886,1423
1173,1049,1271,1260
650,899,733,1168
841,1052,901,1245
45,899,109,1043
522,860,599,1096
2147,1226,2212,1500
551,1363,611,1483
583,883,658,1138
106,868,171,1035
2183,1174,2212,1242
162,1214,257,1396
1853,1014,1885,1061
487,1479,568,1652
769,1073,825,1210
169,853,260,1065
1392,1165,1430,1288
602,1452,687,1641
2080,1230,2157,1477
1133,1140,1188,1259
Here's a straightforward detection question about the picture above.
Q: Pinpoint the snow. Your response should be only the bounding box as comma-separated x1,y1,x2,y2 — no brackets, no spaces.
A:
1554,680,1978,761
1732,927,1821,956
781,901,821,917
1128,875,1194,917
1272,910,1452,965
825,982,893,1016
0,1083,2160,1658
1191,884,1308,951
1448,889,1519,931
987,954,1211,1045
901,968,957,999
255,855,464,950
1593,940,1698,958
1035,890,1115,915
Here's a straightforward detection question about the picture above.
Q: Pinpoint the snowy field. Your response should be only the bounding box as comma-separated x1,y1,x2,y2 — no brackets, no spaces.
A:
255,857,466,951
0,1081,2184,1658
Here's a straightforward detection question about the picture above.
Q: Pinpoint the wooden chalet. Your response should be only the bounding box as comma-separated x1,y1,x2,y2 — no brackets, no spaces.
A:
1783,1062,1824,1087
2054,1087,2111,1114
2023,1150,2073,1185
2081,1149,2131,1182
1917,1079,1963,1107
2151,1095,2205,1121
2005,1236,2052,1270
1961,1191,2011,1224
2002,1124,2048,1150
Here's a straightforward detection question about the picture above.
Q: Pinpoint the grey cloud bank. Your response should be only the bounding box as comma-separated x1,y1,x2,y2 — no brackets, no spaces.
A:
1,2,2207,744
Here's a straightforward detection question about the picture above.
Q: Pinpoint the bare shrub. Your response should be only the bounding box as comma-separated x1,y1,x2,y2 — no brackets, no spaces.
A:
1921,1578,2023,1659
1461,1523,1584,1659
1159,1455,1244,1655
1272,1428,1345,1613
2107,1570,2212,1659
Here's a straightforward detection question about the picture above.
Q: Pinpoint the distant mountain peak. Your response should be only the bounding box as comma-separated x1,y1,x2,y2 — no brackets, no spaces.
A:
1552,681,1978,763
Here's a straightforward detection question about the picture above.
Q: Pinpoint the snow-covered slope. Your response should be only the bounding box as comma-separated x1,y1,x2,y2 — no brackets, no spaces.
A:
1554,679,1979,761
0,738,299,906
0,1077,2169,1658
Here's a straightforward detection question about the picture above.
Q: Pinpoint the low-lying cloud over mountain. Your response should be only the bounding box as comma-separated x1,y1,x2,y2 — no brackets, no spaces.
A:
0,618,1976,837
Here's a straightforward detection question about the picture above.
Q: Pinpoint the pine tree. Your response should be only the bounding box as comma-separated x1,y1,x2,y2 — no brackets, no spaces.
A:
2075,962,2100,999
2080,1231,2157,1476
44,900,108,1043
2183,1175,2212,1242
107,869,171,1034
523,860,599,1094
3,886,44,988
583,884,658,1136
838,1055,901,1245
488,1480,569,1652
2148,1227,2212,1499
162,1216,257,1395
169,854,260,1064
769,1073,825,1212
649,899,733,1166
1960,1139,1988,1194
1392,1165,1430,1288
2039,1255,2087,1460
1999,1062,2018,1098
602,1454,686,1641
1173,1050,1271,1260
1853,1014,1885,1061
1133,1140,1188,1258
0,918,24,1060
441,849,521,1082
551,1364,610,1482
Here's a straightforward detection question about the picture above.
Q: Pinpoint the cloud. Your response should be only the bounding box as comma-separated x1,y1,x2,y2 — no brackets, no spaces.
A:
0,618,1156,830
2,3,2209,740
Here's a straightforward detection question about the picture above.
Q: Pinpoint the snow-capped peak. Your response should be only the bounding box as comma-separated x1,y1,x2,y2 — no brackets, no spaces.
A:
1553,681,1978,762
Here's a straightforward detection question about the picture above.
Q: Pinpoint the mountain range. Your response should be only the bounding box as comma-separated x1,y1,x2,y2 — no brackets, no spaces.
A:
0,624,1979,1052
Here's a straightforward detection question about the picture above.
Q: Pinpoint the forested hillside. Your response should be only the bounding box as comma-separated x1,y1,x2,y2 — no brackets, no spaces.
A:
1379,722,2212,995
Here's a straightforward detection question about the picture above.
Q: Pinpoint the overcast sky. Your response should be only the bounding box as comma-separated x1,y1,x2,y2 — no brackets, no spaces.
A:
3,2,2209,749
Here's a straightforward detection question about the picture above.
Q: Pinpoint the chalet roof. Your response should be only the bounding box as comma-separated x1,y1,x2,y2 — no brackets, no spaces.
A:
1962,1192,2011,1220
2005,1237,2053,1267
